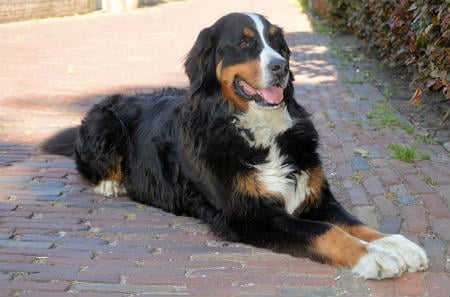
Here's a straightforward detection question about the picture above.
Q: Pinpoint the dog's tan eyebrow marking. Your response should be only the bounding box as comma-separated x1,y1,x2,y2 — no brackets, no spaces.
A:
269,25,277,36
243,27,255,38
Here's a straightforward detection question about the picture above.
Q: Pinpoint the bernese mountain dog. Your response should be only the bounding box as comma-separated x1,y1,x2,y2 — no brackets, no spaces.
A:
42,13,428,279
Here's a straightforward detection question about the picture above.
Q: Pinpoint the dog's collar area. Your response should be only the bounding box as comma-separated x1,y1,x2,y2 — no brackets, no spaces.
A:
234,77,284,108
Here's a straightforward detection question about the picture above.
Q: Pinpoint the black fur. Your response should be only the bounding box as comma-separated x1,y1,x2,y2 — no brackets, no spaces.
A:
42,13,367,265
41,127,77,157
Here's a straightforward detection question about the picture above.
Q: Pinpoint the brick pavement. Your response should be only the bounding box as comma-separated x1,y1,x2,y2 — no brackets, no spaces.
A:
1,0,449,296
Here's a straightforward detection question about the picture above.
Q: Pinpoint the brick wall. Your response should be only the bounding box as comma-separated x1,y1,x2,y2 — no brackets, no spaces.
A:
0,0,95,23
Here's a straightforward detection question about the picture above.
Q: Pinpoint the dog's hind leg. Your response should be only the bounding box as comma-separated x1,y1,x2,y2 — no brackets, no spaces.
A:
75,97,129,197
93,179,126,197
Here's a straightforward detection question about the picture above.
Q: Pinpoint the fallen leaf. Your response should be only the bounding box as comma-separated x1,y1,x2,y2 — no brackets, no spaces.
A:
354,148,369,158
408,86,422,107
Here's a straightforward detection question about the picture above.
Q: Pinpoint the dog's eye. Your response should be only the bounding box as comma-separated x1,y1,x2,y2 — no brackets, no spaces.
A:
239,39,250,49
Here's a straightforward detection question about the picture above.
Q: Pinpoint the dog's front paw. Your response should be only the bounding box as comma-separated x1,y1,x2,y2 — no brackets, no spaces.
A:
352,244,406,279
372,234,429,272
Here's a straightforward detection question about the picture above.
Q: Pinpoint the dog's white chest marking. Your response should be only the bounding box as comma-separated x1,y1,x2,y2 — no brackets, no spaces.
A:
235,103,312,214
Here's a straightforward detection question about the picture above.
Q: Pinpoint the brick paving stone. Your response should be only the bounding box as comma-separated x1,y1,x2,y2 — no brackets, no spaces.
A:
0,239,53,249
378,217,402,234
422,238,447,272
395,272,425,296
245,259,335,276
389,184,415,205
329,150,349,164
341,141,359,157
26,270,120,283
351,156,372,171
21,293,124,297
425,273,450,297
404,205,429,233
322,135,342,149
347,186,370,205
335,162,354,179
336,271,369,295
129,273,234,288
279,286,337,296
403,174,434,195
389,159,421,176
232,275,336,287
364,146,382,158
354,133,374,146
71,282,182,294
366,279,396,297
421,193,450,219
0,246,94,259
362,176,384,196
1,0,449,296
0,280,71,292
421,166,450,185
182,284,280,297
436,185,450,202
372,195,399,217
353,206,379,229
430,218,450,241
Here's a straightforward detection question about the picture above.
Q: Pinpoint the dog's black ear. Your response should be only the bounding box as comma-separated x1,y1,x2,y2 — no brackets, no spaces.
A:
284,70,296,108
184,27,218,95
270,26,291,60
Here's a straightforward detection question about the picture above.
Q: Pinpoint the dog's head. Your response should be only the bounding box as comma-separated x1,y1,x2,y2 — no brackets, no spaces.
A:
184,13,293,111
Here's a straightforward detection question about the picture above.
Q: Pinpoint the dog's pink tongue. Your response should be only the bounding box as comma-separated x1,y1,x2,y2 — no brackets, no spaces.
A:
239,80,284,104
257,86,284,104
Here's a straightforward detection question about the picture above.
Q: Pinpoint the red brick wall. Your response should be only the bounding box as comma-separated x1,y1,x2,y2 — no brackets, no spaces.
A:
0,0,95,23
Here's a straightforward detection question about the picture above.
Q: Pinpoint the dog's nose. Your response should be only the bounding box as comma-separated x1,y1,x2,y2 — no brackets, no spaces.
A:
269,58,289,78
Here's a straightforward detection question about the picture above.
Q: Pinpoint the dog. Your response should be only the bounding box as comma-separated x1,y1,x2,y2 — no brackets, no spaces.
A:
42,12,428,279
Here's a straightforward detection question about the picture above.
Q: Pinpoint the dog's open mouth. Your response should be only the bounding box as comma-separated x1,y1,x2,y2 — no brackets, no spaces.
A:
234,78,284,107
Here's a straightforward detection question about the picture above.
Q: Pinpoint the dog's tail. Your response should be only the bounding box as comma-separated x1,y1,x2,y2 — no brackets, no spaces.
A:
41,127,78,157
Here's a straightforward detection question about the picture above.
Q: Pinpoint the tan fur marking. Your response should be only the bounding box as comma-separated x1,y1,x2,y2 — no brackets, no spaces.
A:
219,60,262,111
304,166,324,205
222,84,249,111
269,25,289,59
216,59,223,80
269,25,277,36
235,172,283,200
243,27,255,38
340,225,387,242
312,226,368,267
107,158,123,182
236,172,271,197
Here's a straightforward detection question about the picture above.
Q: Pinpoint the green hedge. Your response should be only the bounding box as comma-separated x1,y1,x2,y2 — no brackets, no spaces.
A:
310,0,450,102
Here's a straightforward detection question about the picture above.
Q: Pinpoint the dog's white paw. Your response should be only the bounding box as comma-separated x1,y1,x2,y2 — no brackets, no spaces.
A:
372,234,429,272
94,180,126,197
352,244,407,280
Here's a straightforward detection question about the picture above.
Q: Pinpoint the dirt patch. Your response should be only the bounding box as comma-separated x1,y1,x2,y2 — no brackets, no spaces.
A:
330,33,450,150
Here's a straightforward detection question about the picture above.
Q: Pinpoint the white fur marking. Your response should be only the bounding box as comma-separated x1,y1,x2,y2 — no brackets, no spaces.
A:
237,102,292,146
289,172,311,214
236,103,312,214
245,13,286,88
372,235,429,272
253,146,296,206
94,180,126,197
352,244,407,279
